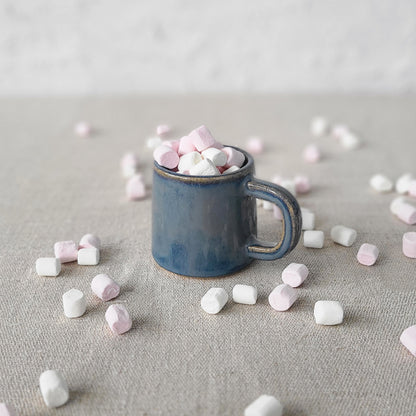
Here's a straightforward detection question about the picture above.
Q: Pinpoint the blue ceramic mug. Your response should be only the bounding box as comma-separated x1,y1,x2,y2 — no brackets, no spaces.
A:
152,147,302,277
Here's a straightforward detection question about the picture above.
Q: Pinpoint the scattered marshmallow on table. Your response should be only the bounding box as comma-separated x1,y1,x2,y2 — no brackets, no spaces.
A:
121,152,139,178
156,124,171,137
105,304,132,335
396,173,414,194
54,240,78,263
395,201,416,225
201,147,227,167
357,243,379,266
0,403,16,416
189,159,220,176
74,121,91,137
126,174,146,200
246,136,264,155
303,230,324,248
310,116,329,137
79,233,101,250
153,145,179,169
232,284,257,305
178,151,202,172
369,174,393,193
39,370,69,408
340,132,360,150
331,124,350,140
294,175,311,194
390,197,406,215
282,263,309,287
91,274,120,301
201,288,228,314
314,301,343,325
400,325,416,357
268,284,298,311
244,394,283,416
302,144,321,163
36,258,61,277
62,288,86,318
301,209,315,231
189,125,216,151
331,225,357,247
409,180,416,198
403,232,416,258
78,247,100,265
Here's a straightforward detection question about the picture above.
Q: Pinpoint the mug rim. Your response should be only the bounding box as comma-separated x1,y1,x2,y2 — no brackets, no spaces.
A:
153,145,254,183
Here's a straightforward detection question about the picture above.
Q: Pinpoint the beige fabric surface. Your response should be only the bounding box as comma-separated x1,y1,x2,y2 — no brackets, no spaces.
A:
1,96,416,416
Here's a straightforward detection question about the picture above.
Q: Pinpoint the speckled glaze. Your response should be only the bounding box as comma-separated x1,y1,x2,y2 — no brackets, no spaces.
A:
152,147,302,277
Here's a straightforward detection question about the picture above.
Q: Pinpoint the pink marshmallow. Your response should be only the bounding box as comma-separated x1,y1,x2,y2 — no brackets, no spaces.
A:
331,124,349,140
121,152,139,178
222,147,245,168
246,136,264,155
0,403,16,416
153,145,179,169
294,175,311,194
74,121,91,137
105,304,132,335
273,205,283,220
54,240,78,263
282,263,309,287
156,124,171,137
268,284,298,311
178,136,197,155
357,243,379,266
126,174,146,200
403,232,416,258
396,202,416,225
302,144,321,163
400,325,416,357
409,180,416,198
79,233,101,250
162,140,180,153
189,125,216,152
91,274,120,301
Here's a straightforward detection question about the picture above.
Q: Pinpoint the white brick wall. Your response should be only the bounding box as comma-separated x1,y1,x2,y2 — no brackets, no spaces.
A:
1,0,416,94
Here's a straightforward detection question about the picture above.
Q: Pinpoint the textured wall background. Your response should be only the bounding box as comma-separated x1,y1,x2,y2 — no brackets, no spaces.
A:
1,0,416,95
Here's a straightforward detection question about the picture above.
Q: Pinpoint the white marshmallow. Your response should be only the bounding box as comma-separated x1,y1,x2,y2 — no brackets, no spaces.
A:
301,210,315,231
189,159,220,176
369,174,393,193
314,301,344,325
222,165,240,174
244,394,283,416
146,136,163,150
303,230,324,248
36,258,61,277
310,116,329,137
178,151,202,173
77,248,100,265
340,132,360,150
62,288,86,318
202,147,227,167
39,370,69,408
262,201,274,211
201,288,228,314
232,284,257,305
390,196,406,215
396,173,414,194
331,225,357,247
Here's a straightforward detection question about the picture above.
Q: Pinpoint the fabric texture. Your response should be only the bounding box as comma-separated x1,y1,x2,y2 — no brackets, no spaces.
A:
0,96,416,415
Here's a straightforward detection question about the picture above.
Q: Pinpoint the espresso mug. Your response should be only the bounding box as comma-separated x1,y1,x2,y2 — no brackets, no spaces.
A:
152,147,302,277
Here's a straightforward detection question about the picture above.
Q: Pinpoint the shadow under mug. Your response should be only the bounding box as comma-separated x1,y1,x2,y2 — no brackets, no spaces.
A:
152,147,302,277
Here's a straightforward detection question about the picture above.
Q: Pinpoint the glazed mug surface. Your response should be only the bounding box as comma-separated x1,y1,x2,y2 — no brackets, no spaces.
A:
152,147,302,277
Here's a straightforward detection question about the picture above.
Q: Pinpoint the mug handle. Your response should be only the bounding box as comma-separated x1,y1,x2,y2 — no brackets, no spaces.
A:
244,178,302,260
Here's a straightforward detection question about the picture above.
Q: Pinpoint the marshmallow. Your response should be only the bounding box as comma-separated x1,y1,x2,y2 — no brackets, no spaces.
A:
126,174,146,200
156,124,171,137
244,395,283,416
202,147,227,167
178,151,202,173
273,205,283,220
62,288,86,318
222,147,245,168
268,284,298,311
178,135,197,155
146,136,162,150
36,258,61,277
232,284,257,305
201,288,228,314
121,152,139,178
310,116,329,137
400,325,416,357
331,124,349,140
301,209,315,231
0,403,16,416
246,136,264,155
79,233,101,249
403,232,416,258
262,201,274,211
162,140,180,153
189,125,216,151
39,370,69,408
189,159,220,176
91,274,120,301
303,230,324,248
369,174,393,193
222,165,240,175
331,225,357,247
279,179,296,196
302,144,321,163
314,301,343,325
282,263,309,287
74,121,91,137
396,173,414,194
105,304,132,335
54,240,78,263
294,175,311,194
390,197,406,215
409,180,416,198
153,145,179,169
357,243,379,266
340,132,360,150
77,247,100,265
396,202,416,225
